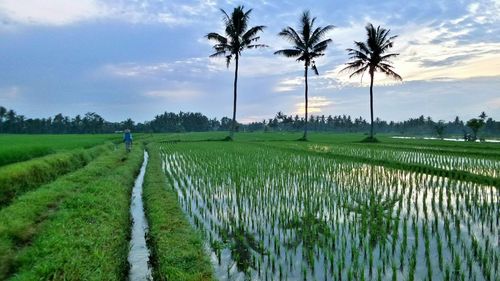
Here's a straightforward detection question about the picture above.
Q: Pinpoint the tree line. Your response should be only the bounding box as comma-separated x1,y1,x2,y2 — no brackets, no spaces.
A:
1,106,498,138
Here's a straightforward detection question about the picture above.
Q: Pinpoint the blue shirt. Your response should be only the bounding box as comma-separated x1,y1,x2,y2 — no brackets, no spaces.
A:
124,132,133,142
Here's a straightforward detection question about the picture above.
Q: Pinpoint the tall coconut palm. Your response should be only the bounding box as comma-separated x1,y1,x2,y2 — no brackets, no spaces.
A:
342,23,402,140
274,11,333,140
206,6,267,139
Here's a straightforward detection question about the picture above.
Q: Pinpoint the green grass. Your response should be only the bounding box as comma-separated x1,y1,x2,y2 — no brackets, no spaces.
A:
143,144,214,281
0,143,112,207
5,146,143,281
0,146,118,279
0,134,120,167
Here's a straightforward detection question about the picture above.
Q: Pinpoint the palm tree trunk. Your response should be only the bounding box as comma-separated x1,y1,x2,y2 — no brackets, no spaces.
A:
303,65,309,140
230,54,239,139
369,71,374,139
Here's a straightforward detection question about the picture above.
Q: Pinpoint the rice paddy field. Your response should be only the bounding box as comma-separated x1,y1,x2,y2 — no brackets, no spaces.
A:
0,132,498,281
157,132,499,281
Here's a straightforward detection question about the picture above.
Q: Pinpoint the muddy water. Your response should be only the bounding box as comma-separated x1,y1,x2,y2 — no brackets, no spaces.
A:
128,151,153,281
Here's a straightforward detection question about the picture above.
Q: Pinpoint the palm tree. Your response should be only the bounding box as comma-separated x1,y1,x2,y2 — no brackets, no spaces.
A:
274,11,333,140
206,6,267,140
342,23,402,140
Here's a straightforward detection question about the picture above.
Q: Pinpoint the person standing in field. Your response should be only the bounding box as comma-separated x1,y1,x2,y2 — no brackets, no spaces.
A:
123,129,133,152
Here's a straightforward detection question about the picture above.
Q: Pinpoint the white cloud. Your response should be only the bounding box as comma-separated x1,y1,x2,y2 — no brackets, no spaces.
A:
0,0,219,27
274,77,303,92
0,86,21,100
468,2,480,14
103,63,173,78
0,0,108,26
311,1,500,90
102,58,225,78
488,97,500,109
103,54,302,80
144,88,201,101
294,96,334,115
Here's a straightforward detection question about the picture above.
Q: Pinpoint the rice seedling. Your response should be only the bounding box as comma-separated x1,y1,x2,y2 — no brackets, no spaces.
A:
159,141,499,280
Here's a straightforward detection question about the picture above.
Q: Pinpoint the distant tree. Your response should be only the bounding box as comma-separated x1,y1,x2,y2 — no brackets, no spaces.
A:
206,6,267,140
122,118,135,130
435,120,446,139
5,109,17,132
466,112,487,140
466,119,483,141
83,112,104,134
72,115,82,133
342,23,402,141
219,117,233,131
53,113,65,133
274,11,333,140
0,106,6,132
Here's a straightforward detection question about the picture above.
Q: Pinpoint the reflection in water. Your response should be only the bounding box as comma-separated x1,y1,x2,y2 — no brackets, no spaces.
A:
344,163,401,248
128,151,153,281
162,143,499,281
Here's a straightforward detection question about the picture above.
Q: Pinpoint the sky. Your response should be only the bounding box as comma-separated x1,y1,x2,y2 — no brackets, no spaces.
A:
0,0,499,123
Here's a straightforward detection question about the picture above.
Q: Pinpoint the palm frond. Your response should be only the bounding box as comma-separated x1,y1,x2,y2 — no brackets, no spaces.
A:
349,64,370,78
343,23,401,82
206,32,227,44
278,27,305,50
311,63,319,75
346,48,369,61
207,5,266,65
212,42,231,53
242,25,266,42
353,41,370,56
275,10,332,70
380,53,399,61
376,65,402,81
339,60,365,73
209,50,227,58
301,13,313,45
247,44,269,49
274,49,302,58
309,25,334,46
312,38,332,53
220,8,231,26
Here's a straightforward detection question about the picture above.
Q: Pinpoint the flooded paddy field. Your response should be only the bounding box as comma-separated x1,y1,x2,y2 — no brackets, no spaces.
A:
161,141,499,281
0,132,498,280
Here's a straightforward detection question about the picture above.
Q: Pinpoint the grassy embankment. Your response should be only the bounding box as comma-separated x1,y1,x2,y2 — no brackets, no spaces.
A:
0,143,112,207
0,134,120,167
143,143,214,281
0,145,143,280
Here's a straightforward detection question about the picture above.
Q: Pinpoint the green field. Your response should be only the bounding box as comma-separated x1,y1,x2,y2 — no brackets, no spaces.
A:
0,133,498,281
0,134,120,167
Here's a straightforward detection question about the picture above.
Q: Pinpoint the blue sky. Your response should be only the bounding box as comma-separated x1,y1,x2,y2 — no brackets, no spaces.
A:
0,0,499,123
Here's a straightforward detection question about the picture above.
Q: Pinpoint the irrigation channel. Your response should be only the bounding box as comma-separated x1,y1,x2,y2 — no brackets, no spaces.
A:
161,142,499,281
128,151,153,281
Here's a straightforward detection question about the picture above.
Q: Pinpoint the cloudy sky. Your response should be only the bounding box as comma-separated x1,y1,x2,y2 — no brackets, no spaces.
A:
0,0,499,123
